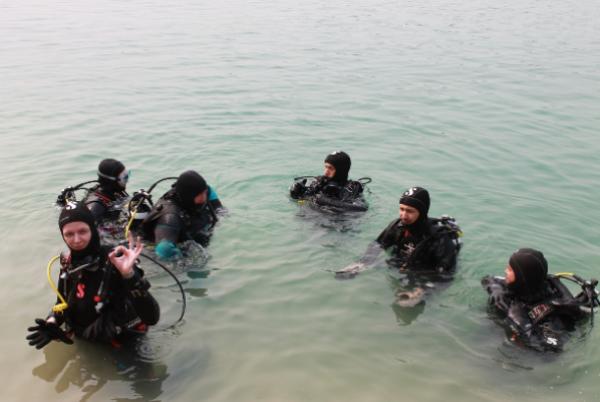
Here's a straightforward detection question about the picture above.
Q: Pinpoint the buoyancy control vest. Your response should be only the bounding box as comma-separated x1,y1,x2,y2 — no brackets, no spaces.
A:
290,176,370,212
57,250,149,342
482,274,599,351
141,190,218,245
379,216,462,272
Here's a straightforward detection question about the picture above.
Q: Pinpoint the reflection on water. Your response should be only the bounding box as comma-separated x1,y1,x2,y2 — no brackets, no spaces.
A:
293,200,370,234
386,270,455,326
391,301,426,326
32,338,169,402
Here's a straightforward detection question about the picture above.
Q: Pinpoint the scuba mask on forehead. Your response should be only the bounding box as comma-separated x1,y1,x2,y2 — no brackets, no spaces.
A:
117,169,130,187
98,169,130,186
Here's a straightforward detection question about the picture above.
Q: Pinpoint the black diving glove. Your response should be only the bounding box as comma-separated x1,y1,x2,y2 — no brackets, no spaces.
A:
482,276,509,312
488,286,509,312
26,319,73,349
290,179,307,198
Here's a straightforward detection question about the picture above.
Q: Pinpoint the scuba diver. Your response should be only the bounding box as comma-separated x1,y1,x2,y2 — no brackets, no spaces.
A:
289,151,369,212
336,187,462,304
141,170,224,260
84,159,130,223
26,202,160,349
482,248,599,352
56,158,130,228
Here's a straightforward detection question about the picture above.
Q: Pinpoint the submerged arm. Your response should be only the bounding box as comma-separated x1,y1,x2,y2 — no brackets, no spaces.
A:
153,212,184,260
110,234,160,325
122,268,160,325
335,241,384,279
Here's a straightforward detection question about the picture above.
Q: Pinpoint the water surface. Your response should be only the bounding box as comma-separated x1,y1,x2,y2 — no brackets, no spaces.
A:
1,0,600,401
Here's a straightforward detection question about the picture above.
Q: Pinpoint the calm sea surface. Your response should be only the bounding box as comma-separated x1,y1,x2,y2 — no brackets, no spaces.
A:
1,0,600,401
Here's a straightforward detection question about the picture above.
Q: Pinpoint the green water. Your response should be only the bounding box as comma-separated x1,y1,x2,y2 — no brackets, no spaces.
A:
2,0,600,400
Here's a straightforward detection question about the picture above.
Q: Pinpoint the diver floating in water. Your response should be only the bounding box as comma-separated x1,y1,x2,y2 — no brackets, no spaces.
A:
336,186,462,304
26,202,160,349
290,151,370,212
141,170,225,260
56,158,130,228
482,248,599,352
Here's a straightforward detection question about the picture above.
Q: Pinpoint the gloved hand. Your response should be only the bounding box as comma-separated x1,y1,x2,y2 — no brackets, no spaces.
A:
155,240,182,261
507,303,532,337
481,276,509,311
335,262,366,279
290,179,307,198
26,318,73,349
489,287,510,312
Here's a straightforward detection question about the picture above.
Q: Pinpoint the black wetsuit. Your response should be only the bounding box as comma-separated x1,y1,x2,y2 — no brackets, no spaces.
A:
290,176,366,211
83,185,128,224
482,275,589,351
53,248,160,343
142,188,222,247
376,217,459,273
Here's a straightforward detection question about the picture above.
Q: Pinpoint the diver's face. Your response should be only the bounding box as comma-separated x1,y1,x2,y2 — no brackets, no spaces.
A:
324,163,336,179
62,221,92,251
399,204,420,225
194,189,208,205
505,265,516,284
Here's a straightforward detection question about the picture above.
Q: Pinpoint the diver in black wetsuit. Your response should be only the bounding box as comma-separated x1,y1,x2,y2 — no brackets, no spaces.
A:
336,187,461,286
83,158,130,224
482,248,599,352
26,202,160,349
289,151,367,212
141,170,224,260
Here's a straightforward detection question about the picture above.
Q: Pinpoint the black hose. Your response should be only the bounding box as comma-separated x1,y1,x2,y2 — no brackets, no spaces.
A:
73,180,100,190
57,180,100,206
147,177,178,194
554,274,598,327
139,252,186,328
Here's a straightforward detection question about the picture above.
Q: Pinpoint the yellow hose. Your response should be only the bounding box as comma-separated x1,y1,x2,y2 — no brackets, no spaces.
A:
46,255,68,313
124,209,137,239
554,272,575,278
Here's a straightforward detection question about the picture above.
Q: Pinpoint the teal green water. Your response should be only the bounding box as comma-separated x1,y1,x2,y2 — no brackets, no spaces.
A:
2,0,600,400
